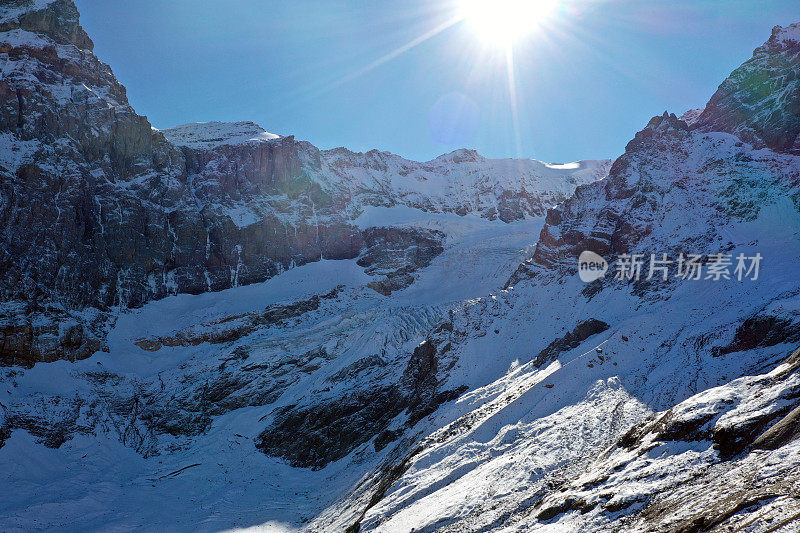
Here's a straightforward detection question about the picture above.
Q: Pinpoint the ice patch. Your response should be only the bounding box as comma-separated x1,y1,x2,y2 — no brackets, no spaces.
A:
544,161,580,170
108,258,372,353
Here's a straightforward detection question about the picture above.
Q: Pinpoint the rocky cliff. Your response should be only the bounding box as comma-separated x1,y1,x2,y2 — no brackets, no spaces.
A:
695,23,800,154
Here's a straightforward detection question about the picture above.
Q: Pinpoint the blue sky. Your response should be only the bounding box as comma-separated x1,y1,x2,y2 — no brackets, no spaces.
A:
75,0,799,163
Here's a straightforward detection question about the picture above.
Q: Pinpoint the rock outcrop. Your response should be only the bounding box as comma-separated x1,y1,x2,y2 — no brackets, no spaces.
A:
695,22,800,154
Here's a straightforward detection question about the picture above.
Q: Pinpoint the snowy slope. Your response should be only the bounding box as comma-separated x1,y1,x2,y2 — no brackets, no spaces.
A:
342,116,800,533
311,148,610,222
0,210,548,531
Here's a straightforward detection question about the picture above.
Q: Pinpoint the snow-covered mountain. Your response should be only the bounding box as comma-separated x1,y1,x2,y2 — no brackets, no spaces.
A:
2,1,800,532
0,0,608,366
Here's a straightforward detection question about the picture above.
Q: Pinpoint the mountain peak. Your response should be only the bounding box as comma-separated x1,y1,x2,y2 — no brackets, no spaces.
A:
431,148,483,164
0,0,92,50
695,20,800,153
160,121,281,149
769,22,800,48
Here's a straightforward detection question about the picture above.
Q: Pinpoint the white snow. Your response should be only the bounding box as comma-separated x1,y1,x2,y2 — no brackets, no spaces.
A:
544,161,580,170
223,204,264,229
307,149,611,222
109,259,372,350
161,121,281,149
0,28,52,49
322,150,608,201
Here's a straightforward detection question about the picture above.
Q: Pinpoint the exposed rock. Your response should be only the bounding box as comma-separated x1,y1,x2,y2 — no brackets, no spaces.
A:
133,289,339,351
0,303,108,366
752,404,800,450
533,318,610,367
255,338,464,470
358,227,444,295
0,0,93,50
695,22,800,154
714,314,800,356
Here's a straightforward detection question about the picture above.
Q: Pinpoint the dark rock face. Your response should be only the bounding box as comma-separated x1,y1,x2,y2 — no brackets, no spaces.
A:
507,113,691,286
714,314,800,356
695,23,800,154
255,338,465,470
3,394,84,449
0,303,107,365
0,2,395,366
751,404,800,451
256,385,406,470
358,227,445,295
533,318,610,367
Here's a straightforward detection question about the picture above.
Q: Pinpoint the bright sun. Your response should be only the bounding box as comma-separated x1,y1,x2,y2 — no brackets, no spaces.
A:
459,0,558,45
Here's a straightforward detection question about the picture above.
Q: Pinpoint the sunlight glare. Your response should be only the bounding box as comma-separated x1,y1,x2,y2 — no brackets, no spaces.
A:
460,0,558,45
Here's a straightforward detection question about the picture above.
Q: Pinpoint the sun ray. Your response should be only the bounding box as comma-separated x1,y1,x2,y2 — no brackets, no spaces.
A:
312,14,463,97
505,43,523,158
